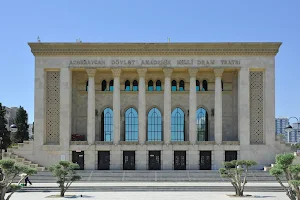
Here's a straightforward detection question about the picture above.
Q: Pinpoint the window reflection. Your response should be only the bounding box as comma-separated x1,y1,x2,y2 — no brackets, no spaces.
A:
125,108,138,141
171,80,177,91
156,80,162,91
125,80,130,91
109,80,114,91
133,80,138,91
148,80,154,91
171,108,185,141
101,108,113,141
147,108,162,141
202,80,208,91
196,80,200,91
197,108,208,141
179,80,185,91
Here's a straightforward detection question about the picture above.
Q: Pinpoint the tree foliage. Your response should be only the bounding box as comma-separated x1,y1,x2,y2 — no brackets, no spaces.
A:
0,159,37,200
49,161,81,197
12,107,29,143
270,153,300,200
0,104,11,151
219,160,257,196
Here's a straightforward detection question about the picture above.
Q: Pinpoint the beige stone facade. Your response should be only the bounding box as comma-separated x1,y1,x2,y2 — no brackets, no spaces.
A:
18,42,291,170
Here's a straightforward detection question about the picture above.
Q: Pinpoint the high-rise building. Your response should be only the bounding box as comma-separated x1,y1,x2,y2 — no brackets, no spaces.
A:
275,117,289,136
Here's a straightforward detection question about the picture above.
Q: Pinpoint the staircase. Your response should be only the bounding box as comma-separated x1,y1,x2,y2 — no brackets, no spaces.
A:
2,141,46,171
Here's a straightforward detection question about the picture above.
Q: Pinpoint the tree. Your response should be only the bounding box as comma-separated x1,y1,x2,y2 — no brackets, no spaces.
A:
270,153,300,200
12,107,29,143
49,161,81,197
0,159,37,200
219,160,257,196
0,104,11,151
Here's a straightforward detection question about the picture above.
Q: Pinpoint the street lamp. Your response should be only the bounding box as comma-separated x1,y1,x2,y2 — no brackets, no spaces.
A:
10,124,18,133
284,117,300,143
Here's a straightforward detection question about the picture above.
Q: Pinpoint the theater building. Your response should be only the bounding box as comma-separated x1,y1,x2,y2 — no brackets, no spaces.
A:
15,42,290,170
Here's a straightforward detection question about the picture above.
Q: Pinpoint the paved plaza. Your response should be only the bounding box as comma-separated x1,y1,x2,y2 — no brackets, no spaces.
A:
10,192,289,200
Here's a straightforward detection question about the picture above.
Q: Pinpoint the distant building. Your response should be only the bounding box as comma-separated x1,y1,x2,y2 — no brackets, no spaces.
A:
275,117,289,136
288,122,300,143
3,106,18,130
28,124,33,139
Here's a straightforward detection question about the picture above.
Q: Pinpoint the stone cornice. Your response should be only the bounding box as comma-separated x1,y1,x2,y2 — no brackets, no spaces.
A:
28,42,282,56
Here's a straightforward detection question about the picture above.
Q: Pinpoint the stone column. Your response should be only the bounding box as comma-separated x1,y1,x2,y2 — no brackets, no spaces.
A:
238,68,250,145
264,67,275,145
163,68,173,144
214,68,224,144
86,69,96,145
112,69,121,145
60,68,72,153
188,68,198,144
137,69,147,144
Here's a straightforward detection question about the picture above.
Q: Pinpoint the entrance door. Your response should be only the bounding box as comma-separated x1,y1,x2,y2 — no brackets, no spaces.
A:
200,151,211,170
98,151,110,170
123,151,135,170
225,151,237,162
149,151,161,170
174,151,186,170
72,151,84,170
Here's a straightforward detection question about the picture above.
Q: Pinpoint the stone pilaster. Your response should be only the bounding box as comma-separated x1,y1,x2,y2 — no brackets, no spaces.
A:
112,68,122,145
264,67,275,145
60,68,72,154
188,68,198,144
214,68,224,144
86,69,96,145
137,69,147,144
163,68,173,144
238,68,250,145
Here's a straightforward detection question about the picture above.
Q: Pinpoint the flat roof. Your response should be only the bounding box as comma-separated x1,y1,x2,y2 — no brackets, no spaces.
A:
28,42,282,56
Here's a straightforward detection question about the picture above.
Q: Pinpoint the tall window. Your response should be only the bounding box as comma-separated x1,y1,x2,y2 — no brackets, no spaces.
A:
86,81,88,91
102,80,107,91
125,108,138,141
171,80,177,91
171,108,185,141
125,80,130,91
197,108,208,141
221,80,224,91
179,80,185,91
148,80,154,91
147,108,162,141
156,80,162,91
101,108,113,141
109,80,114,91
133,80,138,91
202,80,208,91
196,80,200,91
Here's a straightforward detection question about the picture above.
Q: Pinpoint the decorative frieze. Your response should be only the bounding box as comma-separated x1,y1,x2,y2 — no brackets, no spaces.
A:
111,68,122,77
214,68,224,77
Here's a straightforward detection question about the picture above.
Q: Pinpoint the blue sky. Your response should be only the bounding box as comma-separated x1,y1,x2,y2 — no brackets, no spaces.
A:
0,0,299,123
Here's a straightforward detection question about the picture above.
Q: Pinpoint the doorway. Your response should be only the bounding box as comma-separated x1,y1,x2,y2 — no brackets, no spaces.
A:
174,151,186,170
149,151,161,170
98,151,110,170
123,151,135,170
72,151,84,170
200,151,211,170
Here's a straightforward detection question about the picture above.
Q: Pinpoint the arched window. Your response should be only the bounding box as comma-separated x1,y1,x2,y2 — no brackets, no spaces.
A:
109,80,114,91
147,108,162,141
171,108,185,141
156,80,162,91
86,81,88,91
148,80,154,91
102,80,107,91
221,80,224,91
171,80,177,91
197,108,208,141
196,80,200,91
125,80,130,91
179,80,185,91
202,80,208,91
133,80,138,91
125,108,138,141
101,108,113,141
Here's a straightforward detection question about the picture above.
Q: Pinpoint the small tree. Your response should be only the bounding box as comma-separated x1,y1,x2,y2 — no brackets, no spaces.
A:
12,107,29,143
49,161,81,197
0,159,37,200
0,104,11,152
270,153,300,200
219,160,257,196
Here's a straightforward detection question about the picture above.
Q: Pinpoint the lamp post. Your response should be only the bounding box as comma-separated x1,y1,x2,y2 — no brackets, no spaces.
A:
284,117,300,144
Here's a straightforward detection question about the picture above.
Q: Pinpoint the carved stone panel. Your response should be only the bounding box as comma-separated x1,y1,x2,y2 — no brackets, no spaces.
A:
250,71,264,144
45,71,60,144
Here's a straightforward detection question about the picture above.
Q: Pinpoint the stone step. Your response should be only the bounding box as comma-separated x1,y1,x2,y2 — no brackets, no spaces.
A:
17,143,24,147
16,157,25,162
23,160,32,165
37,167,46,171
11,146,18,149
29,163,39,168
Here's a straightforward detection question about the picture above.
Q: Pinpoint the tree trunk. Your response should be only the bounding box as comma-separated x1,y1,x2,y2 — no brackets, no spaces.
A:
60,185,65,197
0,188,6,200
